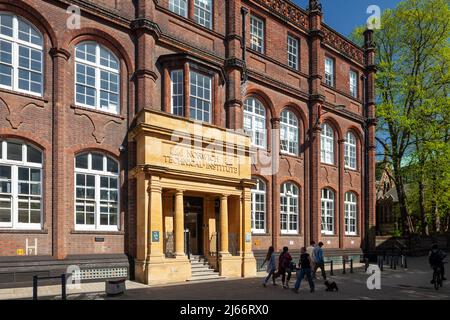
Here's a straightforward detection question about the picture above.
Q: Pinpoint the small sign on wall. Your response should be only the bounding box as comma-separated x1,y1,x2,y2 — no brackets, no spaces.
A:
152,231,160,242
16,249,25,256
245,233,251,243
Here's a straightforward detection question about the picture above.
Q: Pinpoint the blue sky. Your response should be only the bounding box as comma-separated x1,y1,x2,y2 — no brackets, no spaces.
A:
293,0,403,36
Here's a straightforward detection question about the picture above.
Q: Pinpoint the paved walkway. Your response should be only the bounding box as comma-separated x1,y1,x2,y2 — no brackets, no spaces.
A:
1,257,448,300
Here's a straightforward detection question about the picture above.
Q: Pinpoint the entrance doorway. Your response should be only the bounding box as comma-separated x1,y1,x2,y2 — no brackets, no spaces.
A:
184,197,204,256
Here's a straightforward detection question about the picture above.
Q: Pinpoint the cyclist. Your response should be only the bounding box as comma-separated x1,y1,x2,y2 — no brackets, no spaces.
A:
429,243,447,284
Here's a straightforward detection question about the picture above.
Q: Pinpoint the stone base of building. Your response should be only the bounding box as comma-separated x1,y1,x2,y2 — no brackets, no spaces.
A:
218,254,257,278
0,254,130,289
135,255,192,285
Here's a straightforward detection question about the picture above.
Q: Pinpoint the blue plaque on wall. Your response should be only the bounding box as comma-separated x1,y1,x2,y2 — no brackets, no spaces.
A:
152,231,160,242
246,233,251,243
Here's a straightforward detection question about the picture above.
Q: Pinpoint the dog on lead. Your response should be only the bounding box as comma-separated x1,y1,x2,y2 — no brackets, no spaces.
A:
324,280,339,292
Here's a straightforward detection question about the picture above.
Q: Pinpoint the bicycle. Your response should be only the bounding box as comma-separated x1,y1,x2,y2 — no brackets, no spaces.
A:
432,261,447,290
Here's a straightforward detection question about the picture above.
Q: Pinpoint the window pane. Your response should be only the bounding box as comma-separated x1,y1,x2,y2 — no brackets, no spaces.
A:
7,142,23,161
0,165,11,180
18,167,29,181
92,153,104,171
106,157,118,173
0,14,13,37
27,145,42,163
169,0,188,17
76,154,89,169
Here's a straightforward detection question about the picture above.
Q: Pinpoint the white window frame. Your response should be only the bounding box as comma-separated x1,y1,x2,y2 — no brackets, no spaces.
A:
169,0,188,18
250,15,264,54
345,132,357,170
74,42,120,115
349,70,358,98
244,97,267,149
74,153,120,232
321,188,335,235
287,35,299,70
325,57,334,87
0,13,43,97
189,70,212,123
280,109,299,156
345,192,357,236
251,178,266,234
194,0,213,29
321,123,334,165
170,69,184,116
0,140,43,230
280,182,299,235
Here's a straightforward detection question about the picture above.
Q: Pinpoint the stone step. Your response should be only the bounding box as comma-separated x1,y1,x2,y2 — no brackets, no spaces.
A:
187,274,226,282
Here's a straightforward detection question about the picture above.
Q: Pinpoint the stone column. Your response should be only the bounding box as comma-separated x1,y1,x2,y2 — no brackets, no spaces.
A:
271,118,281,250
147,175,164,259
220,195,230,255
174,190,185,257
308,1,324,244
338,139,346,248
49,47,70,260
364,29,377,250
241,186,257,277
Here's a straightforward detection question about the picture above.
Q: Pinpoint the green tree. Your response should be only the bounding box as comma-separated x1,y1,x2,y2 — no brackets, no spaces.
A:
352,0,450,236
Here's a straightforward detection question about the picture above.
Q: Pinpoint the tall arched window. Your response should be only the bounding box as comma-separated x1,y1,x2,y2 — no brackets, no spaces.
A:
75,42,120,114
251,178,266,234
0,13,43,96
244,97,267,148
280,182,299,234
321,188,335,235
345,132,357,170
345,192,357,235
75,152,119,231
194,0,213,29
321,123,334,165
280,109,299,156
0,140,43,229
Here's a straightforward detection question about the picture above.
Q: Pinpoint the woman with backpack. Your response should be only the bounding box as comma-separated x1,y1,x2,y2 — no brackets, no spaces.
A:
274,247,293,289
261,246,277,287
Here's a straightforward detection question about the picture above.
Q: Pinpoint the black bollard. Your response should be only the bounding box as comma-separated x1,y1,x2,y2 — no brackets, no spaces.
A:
350,259,354,273
404,256,408,269
61,274,67,300
33,275,38,300
365,258,369,272
330,260,334,276
390,256,394,269
343,259,346,274
394,256,397,270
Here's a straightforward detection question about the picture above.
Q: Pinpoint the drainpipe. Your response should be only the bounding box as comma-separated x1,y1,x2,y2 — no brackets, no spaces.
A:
241,7,248,83
362,74,370,254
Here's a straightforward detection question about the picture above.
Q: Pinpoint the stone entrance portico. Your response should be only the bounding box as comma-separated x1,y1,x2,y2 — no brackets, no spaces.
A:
130,109,257,285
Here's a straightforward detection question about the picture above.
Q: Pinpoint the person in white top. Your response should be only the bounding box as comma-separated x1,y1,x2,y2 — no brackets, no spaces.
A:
306,241,317,272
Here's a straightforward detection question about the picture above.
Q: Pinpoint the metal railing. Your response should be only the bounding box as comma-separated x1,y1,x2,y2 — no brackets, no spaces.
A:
33,274,66,300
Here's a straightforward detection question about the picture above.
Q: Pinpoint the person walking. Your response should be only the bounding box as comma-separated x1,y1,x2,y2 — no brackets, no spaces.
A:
274,247,292,289
306,241,317,272
313,242,327,280
261,246,277,287
292,247,315,293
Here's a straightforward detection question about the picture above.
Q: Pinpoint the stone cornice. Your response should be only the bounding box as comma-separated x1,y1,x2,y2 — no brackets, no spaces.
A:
224,58,246,71
250,0,309,31
55,0,131,27
321,25,365,65
130,18,162,38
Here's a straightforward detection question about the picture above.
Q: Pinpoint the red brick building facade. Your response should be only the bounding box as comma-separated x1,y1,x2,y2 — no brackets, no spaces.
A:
0,0,376,286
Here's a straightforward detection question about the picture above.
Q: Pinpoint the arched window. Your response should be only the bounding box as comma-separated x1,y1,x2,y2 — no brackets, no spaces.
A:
0,13,43,96
244,97,267,148
321,123,334,165
75,42,120,114
280,109,299,156
280,182,299,234
321,188,335,235
345,132,357,170
75,152,119,231
0,140,43,229
251,178,266,234
345,192,357,235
